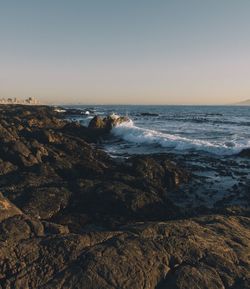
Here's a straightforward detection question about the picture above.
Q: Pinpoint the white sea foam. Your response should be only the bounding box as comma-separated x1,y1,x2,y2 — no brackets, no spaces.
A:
112,120,250,155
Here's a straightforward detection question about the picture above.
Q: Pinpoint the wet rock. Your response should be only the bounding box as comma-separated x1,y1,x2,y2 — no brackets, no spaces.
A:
238,148,250,158
130,156,189,189
88,114,130,131
141,112,159,116
88,115,106,129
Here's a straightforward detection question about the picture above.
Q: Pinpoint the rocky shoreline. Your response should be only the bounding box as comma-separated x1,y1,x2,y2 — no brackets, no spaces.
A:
0,105,249,289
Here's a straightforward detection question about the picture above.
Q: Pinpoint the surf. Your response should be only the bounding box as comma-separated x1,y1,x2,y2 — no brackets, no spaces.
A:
111,120,249,155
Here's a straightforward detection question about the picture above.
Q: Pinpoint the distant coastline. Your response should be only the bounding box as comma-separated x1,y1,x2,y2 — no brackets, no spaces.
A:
234,99,250,106
0,96,39,105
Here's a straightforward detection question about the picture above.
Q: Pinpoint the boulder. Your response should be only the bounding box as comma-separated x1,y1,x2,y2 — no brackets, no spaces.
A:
88,115,106,129
0,159,17,175
88,114,130,131
238,148,250,158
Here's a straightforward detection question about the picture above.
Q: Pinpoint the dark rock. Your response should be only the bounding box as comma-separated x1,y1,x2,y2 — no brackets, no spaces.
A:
238,148,250,158
0,105,249,288
88,115,106,129
0,214,44,243
42,221,69,235
141,112,159,116
0,215,246,289
20,187,72,220
88,114,130,131
0,159,17,175
130,156,189,189
0,192,22,222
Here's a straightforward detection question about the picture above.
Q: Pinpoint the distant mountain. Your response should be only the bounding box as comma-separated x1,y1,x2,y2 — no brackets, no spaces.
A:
234,99,250,106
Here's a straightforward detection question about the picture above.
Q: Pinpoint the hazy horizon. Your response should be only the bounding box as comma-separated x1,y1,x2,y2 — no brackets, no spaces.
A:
1,0,250,105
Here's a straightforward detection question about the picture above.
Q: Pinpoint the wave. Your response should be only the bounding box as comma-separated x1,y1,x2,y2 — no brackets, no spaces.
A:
111,120,250,155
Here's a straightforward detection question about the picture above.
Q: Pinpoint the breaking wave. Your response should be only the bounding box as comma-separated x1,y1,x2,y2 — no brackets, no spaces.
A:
112,120,250,155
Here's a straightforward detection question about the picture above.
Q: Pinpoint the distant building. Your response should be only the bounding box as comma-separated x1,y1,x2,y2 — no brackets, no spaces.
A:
0,97,40,105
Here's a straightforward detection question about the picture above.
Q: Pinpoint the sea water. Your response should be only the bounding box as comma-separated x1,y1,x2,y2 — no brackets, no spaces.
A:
67,105,250,156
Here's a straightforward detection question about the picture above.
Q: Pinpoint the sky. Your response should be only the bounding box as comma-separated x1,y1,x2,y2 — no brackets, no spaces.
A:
0,0,250,105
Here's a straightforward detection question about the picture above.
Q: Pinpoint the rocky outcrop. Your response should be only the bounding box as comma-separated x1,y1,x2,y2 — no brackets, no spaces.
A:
0,105,249,289
0,213,249,289
88,114,130,131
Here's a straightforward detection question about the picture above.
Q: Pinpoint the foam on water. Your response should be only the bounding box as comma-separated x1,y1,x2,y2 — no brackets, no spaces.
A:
65,105,250,156
112,120,250,155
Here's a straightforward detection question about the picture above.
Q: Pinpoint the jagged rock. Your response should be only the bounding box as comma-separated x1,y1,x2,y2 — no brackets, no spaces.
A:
0,123,18,142
88,115,106,129
0,192,22,222
0,105,249,289
0,141,39,167
0,214,44,243
12,141,31,158
20,187,72,220
130,156,189,189
42,221,69,235
0,215,248,289
0,159,17,175
88,114,130,131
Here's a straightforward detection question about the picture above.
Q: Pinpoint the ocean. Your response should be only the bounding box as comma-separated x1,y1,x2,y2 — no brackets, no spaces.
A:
66,105,250,157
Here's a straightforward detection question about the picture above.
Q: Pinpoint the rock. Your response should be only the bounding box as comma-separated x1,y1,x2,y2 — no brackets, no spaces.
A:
0,214,44,243
88,114,130,131
160,264,225,289
130,156,189,189
0,105,249,288
38,130,63,144
0,159,17,175
0,123,18,142
20,187,72,220
0,215,247,289
42,221,69,234
0,141,39,167
0,192,22,222
12,141,31,158
70,180,175,226
105,114,130,128
238,148,250,158
88,115,106,129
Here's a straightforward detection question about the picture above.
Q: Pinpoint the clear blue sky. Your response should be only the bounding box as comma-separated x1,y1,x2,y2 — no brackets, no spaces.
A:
0,0,250,104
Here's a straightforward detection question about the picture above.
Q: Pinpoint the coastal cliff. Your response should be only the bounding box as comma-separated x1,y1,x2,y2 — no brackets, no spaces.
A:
0,105,249,289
